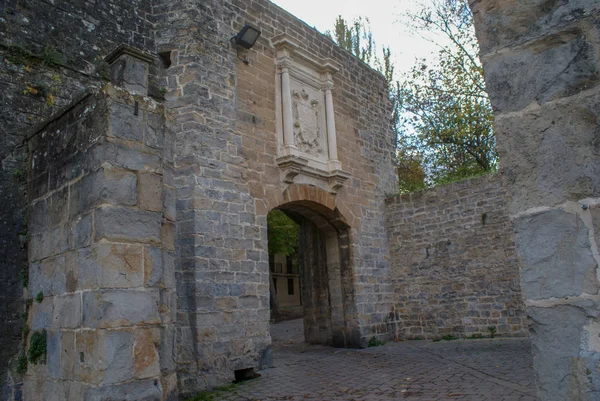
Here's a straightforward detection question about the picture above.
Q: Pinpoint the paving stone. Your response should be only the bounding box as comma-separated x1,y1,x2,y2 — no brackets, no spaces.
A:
207,320,538,401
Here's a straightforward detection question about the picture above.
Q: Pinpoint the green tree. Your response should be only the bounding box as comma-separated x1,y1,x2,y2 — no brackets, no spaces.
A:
267,209,298,319
397,0,497,186
267,210,298,256
330,16,426,191
332,16,375,65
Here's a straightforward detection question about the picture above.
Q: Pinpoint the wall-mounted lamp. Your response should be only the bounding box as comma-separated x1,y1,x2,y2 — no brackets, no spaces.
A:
231,24,262,49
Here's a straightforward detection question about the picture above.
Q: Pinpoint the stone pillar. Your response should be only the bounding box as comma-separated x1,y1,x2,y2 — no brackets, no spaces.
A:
469,1,600,399
279,59,296,151
323,81,340,170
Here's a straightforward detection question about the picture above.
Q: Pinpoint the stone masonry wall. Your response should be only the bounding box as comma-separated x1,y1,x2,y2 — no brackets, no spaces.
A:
386,174,527,339
0,1,156,396
470,1,600,399
231,0,397,345
22,85,177,401
154,0,396,393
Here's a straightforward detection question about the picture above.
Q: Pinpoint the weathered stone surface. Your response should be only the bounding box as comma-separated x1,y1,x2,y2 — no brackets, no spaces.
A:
41,379,86,401
70,168,138,217
591,204,600,247
52,294,82,329
145,112,165,150
41,380,87,401
138,173,163,212
46,330,61,379
103,330,135,384
31,298,53,331
133,328,160,379
109,102,144,142
528,305,600,401
386,174,527,338
59,331,77,379
29,226,69,262
29,255,66,297
84,378,162,401
94,206,161,243
494,90,600,214
472,0,600,55
87,141,160,173
515,209,599,300
97,243,144,289
483,21,600,112
110,55,151,96
82,290,160,329
69,214,92,250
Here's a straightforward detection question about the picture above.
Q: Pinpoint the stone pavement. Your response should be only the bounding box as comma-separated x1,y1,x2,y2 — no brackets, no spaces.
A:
215,319,538,401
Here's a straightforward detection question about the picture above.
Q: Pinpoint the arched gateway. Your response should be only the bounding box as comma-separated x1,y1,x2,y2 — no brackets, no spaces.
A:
273,198,360,348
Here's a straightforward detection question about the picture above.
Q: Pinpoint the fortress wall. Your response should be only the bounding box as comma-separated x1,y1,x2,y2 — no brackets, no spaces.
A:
385,174,527,339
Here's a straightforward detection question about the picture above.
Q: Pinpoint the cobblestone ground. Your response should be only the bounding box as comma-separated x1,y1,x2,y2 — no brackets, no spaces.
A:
215,319,538,401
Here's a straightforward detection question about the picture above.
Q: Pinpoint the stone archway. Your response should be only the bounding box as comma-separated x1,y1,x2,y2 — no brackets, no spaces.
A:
270,199,361,348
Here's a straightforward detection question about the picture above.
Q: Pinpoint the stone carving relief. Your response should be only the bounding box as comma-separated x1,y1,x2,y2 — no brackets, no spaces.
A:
292,88,323,156
273,36,350,194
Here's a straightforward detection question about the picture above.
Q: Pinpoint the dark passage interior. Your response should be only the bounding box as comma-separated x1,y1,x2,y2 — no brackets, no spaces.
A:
268,201,360,348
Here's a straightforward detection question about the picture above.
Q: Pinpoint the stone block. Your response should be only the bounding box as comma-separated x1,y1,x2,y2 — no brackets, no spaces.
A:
31,299,53,330
144,246,162,288
159,326,175,373
591,204,600,247
30,188,68,233
94,206,162,243
59,330,76,378
138,173,163,212
84,378,162,401
82,289,160,329
515,209,598,300
52,294,82,329
528,305,600,401
75,330,104,384
109,54,150,96
109,102,144,142
494,90,600,213
97,243,144,289
70,168,137,217
103,330,135,384
482,22,600,112
29,226,69,262
161,220,175,251
46,330,61,379
133,328,160,379
73,247,99,290
69,213,92,249
145,112,165,150
471,0,600,55
86,141,160,173
29,255,66,297
163,187,176,221
41,379,86,401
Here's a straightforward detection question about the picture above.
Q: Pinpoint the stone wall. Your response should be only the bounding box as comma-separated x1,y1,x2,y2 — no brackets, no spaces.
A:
386,174,527,339
5,0,396,398
22,84,177,400
154,0,397,394
470,1,600,399
0,1,157,395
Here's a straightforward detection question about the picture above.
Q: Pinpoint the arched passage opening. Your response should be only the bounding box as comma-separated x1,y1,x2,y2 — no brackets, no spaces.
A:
267,200,360,348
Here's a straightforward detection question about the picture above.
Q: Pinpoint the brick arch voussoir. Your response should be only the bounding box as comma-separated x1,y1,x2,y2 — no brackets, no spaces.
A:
271,184,356,231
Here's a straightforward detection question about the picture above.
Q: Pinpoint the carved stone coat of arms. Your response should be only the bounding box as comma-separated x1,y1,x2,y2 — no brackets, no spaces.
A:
292,88,323,155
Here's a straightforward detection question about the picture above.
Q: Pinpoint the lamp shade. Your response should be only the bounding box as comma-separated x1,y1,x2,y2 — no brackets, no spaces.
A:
232,24,261,49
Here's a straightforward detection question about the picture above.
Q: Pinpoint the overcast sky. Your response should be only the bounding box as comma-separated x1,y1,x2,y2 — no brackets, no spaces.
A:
270,0,438,78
